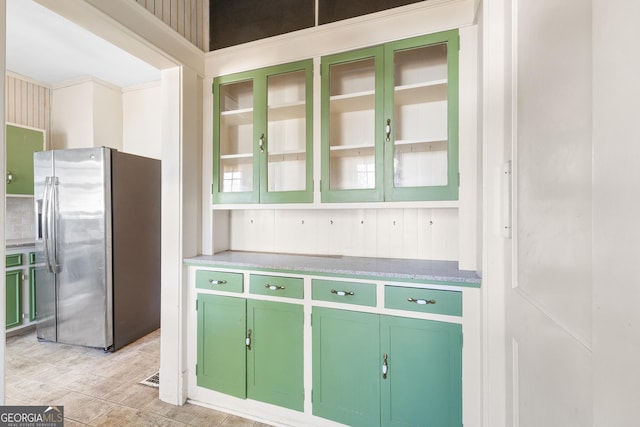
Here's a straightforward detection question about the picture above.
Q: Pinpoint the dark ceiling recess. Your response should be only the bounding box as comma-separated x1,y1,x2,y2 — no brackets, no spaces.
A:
318,0,424,24
209,0,427,51
210,0,315,50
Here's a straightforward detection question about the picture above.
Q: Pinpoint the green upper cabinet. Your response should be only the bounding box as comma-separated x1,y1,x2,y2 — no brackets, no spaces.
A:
6,124,45,195
321,29,459,202
213,60,314,204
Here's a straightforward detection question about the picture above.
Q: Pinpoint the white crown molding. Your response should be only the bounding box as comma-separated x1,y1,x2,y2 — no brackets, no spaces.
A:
5,70,52,89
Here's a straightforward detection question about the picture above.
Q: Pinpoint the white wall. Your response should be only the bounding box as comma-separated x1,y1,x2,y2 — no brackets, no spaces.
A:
51,81,93,149
592,0,640,424
93,80,123,151
122,82,162,159
51,78,123,151
228,208,459,260
0,0,7,404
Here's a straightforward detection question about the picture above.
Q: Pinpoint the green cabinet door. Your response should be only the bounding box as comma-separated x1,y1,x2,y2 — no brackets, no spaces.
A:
197,294,304,410
213,60,314,204
312,307,381,427
321,30,459,203
381,316,462,427
6,124,44,195
247,300,304,411
29,266,37,322
6,270,22,328
197,294,247,398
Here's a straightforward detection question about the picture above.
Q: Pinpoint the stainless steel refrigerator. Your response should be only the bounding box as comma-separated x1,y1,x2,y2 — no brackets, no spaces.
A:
34,147,161,351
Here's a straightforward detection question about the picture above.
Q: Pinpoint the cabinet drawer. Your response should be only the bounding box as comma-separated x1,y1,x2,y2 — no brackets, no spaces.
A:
196,270,243,293
312,279,376,307
250,274,303,299
385,286,462,316
6,254,23,268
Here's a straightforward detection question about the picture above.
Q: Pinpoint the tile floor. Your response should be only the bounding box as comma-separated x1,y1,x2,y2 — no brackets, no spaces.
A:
5,328,270,427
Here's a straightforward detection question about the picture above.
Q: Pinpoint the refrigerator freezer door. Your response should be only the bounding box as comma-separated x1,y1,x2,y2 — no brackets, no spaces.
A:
34,151,56,342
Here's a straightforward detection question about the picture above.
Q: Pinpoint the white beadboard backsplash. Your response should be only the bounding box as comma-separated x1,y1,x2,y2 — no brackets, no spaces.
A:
6,197,35,241
227,208,459,261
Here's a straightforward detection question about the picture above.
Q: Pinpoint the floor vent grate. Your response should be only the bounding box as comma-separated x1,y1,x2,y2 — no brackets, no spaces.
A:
140,371,159,388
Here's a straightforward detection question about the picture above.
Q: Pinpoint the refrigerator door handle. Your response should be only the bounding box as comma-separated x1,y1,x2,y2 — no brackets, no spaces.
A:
42,176,52,272
49,176,60,273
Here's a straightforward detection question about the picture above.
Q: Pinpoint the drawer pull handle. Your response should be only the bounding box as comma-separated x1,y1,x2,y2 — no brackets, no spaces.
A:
265,284,286,291
330,289,355,297
209,279,227,285
382,353,389,379
407,297,436,305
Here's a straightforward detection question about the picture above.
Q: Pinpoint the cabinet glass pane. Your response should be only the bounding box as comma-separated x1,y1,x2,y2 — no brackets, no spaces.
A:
219,80,254,193
267,70,307,192
328,58,376,190
392,43,449,188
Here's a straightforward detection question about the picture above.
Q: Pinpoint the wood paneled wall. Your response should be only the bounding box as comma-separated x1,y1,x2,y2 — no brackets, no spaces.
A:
5,73,51,148
134,0,206,51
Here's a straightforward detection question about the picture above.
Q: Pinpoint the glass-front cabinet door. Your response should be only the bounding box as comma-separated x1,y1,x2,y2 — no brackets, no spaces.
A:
321,29,459,203
320,47,385,202
213,60,313,204
216,78,257,202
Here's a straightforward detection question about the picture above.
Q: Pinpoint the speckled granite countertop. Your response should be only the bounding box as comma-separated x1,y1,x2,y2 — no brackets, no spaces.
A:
185,251,481,288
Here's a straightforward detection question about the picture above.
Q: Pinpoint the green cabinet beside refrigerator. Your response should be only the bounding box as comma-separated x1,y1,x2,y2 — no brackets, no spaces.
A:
5,270,22,329
6,124,45,195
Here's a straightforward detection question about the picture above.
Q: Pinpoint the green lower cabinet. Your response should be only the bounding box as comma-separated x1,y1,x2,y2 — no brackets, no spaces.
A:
196,294,304,411
246,300,304,411
312,307,462,427
380,316,462,427
6,270,22,328
29,267,37,322
312,308,381,427
197,294,247,397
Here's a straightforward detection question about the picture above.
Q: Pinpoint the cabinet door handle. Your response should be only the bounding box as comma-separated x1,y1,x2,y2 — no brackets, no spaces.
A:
264,284,286,291
246,329,252,350
208,279,227,285
385,118,391,142
382,353,388,379
330,289,355,297
407,297,436,305
258,133,265,153
6,172,13,184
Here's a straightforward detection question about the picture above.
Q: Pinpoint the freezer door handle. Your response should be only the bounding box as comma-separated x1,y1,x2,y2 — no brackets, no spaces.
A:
42,176,52,272
49,177,60,273
42,176,60,273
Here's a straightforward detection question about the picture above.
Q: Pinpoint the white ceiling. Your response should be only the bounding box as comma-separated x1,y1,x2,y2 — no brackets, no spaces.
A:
6,0,160,88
